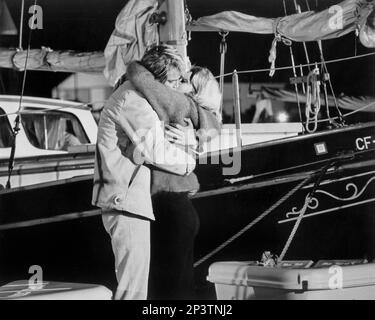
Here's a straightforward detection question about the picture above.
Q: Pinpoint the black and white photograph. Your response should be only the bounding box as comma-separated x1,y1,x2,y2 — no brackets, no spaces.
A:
0,0,375,306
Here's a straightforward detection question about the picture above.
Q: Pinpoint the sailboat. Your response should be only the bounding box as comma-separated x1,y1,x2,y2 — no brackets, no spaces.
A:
0,0,375,299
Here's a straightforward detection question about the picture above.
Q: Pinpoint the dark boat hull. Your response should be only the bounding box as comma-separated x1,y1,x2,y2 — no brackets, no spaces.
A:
1,122,375,297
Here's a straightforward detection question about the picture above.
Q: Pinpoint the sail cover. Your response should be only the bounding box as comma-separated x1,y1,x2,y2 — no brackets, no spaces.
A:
103,0,159,86
188,0,374,44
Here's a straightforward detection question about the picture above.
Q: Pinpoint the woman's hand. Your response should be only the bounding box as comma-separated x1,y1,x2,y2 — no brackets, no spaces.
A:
165,123,198,150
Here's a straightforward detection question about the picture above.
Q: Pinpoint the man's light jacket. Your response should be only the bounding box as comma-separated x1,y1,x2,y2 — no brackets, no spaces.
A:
92,81,196,220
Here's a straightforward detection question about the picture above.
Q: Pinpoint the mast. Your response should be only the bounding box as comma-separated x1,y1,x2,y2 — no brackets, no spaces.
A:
158,0,189,70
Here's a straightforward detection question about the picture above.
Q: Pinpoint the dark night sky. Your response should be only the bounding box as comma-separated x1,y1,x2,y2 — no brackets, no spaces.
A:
1,0,374,97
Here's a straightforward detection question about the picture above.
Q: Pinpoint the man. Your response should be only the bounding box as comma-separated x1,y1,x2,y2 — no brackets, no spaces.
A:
252,89,273,123
92,45,196,300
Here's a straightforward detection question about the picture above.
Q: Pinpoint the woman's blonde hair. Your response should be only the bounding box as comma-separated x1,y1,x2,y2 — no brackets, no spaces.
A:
190,66,222,123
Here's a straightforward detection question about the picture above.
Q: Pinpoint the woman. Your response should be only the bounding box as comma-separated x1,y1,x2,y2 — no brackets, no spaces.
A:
127,60,222,299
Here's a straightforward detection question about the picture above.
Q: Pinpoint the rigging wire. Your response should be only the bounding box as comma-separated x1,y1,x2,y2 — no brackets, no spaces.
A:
304,0,311,11
311,100,375,124
0,50,373,119
317,42,331,124
2,97,373,125
215,51,375,79
0,72,6,94
282,0,304,132
0,51,374,120
317,40,344,124
6,0,38,189
304,0,344,125
1,52,374,122
18,0,25,50
0,100,106,119
293,0,312,73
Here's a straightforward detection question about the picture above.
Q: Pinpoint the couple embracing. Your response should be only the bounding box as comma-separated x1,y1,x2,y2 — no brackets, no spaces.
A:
92,44,222,300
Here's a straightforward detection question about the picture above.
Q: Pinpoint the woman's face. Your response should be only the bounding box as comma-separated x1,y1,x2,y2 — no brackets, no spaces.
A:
177,83,194,94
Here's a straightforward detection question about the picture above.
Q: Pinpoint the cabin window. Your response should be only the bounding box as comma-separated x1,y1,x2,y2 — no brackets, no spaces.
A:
0,107,14,148
21,108,89,151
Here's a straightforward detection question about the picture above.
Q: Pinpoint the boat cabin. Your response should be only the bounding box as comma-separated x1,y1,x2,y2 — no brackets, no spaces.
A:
0,95,97,188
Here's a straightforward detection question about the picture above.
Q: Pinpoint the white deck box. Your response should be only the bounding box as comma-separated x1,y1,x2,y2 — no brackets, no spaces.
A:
0,280,112,300
207,261,375,300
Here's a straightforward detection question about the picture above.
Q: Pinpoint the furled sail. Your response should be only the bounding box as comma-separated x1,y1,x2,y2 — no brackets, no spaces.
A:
188,0,374,45
0,47,105,73
0,0,159,81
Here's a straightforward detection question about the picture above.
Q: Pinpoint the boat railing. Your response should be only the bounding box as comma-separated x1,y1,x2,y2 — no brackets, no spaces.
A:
232,70,242,147
219,51,375,138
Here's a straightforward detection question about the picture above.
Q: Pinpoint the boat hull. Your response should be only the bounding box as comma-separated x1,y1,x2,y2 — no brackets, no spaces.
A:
1,122,375,297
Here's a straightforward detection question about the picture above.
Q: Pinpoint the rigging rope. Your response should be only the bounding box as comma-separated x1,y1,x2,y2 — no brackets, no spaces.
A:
193,175,313,268
278,160,334,261
278,194,311,261
268,29,292,77
0,209,102,231
219,31,229,91
317,40,344,124
219,31,229,117
305,65,321,133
